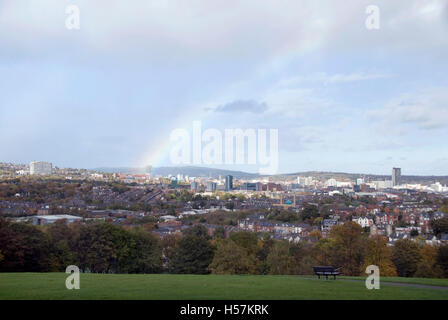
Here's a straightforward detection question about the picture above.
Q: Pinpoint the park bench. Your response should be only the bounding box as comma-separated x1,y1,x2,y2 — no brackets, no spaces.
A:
312,266,341,280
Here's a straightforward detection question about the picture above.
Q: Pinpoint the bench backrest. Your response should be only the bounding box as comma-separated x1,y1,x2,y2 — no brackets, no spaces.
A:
313,266,337,273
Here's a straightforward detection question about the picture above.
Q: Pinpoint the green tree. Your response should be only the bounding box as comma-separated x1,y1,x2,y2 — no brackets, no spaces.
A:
168,226,215,274
127,228,163,273
51,241,77,271
229,231,259,256
209,239,259,274
266,241,295,275
410,229,419,237
213,225,226,239
437,244,448,278
257,235,275,274
392,239,421,277
431,217,448,238
225,202,235,210
162,234,181,268
75,222,123,273
47,219,77,244
183,224,210,239
300,204,319,223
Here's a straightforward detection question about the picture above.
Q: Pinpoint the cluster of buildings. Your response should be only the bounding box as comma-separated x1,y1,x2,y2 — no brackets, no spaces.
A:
1,162,448,245
12,161,53,176
238,214,311,243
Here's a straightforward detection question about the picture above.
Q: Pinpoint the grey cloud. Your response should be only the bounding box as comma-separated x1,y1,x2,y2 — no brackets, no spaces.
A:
215,100,268,113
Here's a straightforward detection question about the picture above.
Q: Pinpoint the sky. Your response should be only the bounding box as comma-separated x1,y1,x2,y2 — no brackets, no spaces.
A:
1,0,448,175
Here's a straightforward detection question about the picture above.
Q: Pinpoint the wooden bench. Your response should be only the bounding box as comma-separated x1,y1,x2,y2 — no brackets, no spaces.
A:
312,266,341,280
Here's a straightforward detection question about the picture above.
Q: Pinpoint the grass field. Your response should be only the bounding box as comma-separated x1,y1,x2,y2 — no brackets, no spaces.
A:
0,273,448,300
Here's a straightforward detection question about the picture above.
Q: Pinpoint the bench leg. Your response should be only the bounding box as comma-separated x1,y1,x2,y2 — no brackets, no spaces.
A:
334,275,336,280
325,275,328,280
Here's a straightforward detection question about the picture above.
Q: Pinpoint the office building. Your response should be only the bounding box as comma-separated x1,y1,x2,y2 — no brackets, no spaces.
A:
392,167,401,186
242,182,261,191
30,161,53,175
190,181,199,191
32,215,82,226
225,175,233,191
206,181,217,192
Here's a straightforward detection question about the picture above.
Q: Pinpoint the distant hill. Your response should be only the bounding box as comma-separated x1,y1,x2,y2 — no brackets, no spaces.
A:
92,166,448,184
94,166,259,179
153,166,260,179
94,167,147,174
273,171,448,185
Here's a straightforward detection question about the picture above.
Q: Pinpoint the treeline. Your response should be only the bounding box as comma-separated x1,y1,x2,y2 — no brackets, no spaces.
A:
0,218,447,278
0,179,131,203
0,218,162,273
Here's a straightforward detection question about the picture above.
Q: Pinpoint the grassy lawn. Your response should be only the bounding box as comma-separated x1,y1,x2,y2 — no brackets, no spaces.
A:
0,273,447,300
339,276,448,287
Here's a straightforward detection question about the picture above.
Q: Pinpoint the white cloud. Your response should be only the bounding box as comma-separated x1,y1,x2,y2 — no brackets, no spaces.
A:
275,72,392,88
368,87,448,130
1,0,447,64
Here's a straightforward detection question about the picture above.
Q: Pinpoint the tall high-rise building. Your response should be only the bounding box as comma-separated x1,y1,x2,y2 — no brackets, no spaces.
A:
392,167,401,186
206,181,217,192
190,181,199,191
225,175,233,191
30,161,53,175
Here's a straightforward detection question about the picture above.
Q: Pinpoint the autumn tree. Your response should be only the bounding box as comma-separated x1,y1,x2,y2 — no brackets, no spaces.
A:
329,222,366,276
209,239,259,274
46,220,78,271
308,230,322,242
313,238,334,266
414,245,444,278
290,243,316,275
362,236,397,276
228,231,259,256
266,241,295,275
0,218,51,272
162,234,181,268
392,239,421,277
213,225,226,239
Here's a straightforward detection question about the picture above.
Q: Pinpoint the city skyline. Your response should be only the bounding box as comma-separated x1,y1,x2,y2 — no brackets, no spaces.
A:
1,1,448,175
3,159,448,178
5,160,448,181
